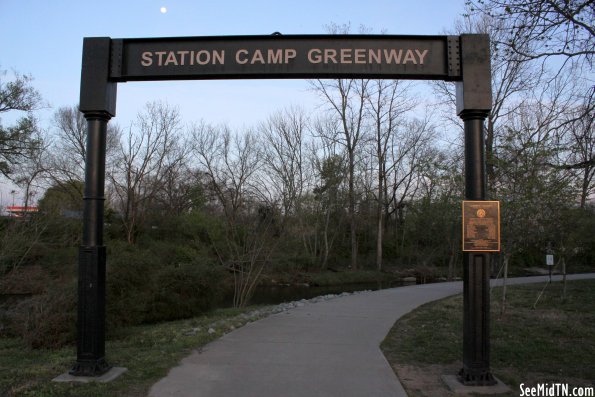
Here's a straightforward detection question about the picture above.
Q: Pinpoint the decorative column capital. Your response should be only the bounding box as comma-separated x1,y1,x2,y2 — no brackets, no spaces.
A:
81,110,113,121
458,109,490,121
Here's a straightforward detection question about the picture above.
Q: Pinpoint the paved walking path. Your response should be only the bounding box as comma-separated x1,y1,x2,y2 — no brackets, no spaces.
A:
149,274,595,397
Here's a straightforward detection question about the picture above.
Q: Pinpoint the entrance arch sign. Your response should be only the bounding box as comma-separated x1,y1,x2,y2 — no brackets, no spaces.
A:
74,34,495,387
108,35,460,81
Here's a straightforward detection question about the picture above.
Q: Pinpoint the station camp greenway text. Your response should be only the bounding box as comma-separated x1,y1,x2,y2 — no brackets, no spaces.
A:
139,47,430,67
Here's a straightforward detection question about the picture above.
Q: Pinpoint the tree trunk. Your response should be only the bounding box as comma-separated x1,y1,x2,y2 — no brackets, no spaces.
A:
448,250,455,280
349,151,358,270
485,116,495,193
580,169,591,209
500,253,509,316
321,206,331,270
376,208,383,271
23,183,31,211
376,169,384,271
561,257,567,301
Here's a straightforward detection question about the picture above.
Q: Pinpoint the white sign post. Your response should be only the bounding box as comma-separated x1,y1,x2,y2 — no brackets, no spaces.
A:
546,254,554,282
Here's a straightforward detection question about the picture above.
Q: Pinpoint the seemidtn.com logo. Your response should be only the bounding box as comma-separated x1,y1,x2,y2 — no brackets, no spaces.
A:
520,383,595,397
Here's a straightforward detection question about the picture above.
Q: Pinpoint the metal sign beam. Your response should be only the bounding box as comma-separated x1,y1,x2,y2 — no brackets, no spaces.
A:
108,34,460,82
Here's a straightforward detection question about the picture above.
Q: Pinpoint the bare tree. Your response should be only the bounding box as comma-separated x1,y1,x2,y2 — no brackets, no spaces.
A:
433,12,540,191
191,123,261,224
13,129,49,210
468,0,594,149
311,78,370,270
468,0,594,66
191,122,273,307
494,87,577,313
418,147,465,279
553,99,595,209
109,101,185,244
258,106,310,217
366,79,416,270
257,107,323,268
310,116,348,268
385,117,435,256
153,162,200,216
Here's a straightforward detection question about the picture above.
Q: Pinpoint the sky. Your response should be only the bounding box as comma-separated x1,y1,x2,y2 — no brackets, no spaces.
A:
0,0,467,207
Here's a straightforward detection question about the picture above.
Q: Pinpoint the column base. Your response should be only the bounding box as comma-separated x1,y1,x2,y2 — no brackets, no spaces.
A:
458,366,497,386
443,374,509,394
69,357,110,377
55,367,126,383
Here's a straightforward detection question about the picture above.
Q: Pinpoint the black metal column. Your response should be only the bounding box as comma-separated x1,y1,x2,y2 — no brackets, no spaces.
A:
70,36,117,377
70,112,111,376
458,110,495,386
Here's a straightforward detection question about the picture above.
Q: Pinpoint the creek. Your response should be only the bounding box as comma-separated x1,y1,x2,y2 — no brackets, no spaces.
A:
222,279,419,307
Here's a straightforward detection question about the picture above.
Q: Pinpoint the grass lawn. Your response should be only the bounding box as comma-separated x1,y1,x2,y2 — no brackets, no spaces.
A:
381,279,595,397
0,306,268,397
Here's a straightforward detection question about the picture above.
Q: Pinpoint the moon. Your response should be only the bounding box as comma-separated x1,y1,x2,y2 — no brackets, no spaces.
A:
160,6,167,13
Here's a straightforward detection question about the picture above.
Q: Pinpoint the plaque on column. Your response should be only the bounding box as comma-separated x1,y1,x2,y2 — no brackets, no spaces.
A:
462,201,500,252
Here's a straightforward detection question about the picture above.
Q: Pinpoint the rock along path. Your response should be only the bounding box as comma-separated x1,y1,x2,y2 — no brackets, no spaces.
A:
149,274,595,397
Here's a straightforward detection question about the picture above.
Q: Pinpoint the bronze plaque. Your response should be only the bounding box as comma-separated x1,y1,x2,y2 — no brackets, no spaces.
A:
462,201,500,252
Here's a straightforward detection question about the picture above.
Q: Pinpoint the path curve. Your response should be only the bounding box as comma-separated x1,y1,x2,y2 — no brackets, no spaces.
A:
149,274,595,397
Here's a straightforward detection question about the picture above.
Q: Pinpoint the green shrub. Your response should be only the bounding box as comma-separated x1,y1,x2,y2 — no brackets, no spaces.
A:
38,246,78,277
106,246,158,329
2,260,224,348
0,265,51,295
144,263,224,323
106,241,225,328
0,218,41,274
6,282,77,348
107,266,153,329
144,239,202,265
